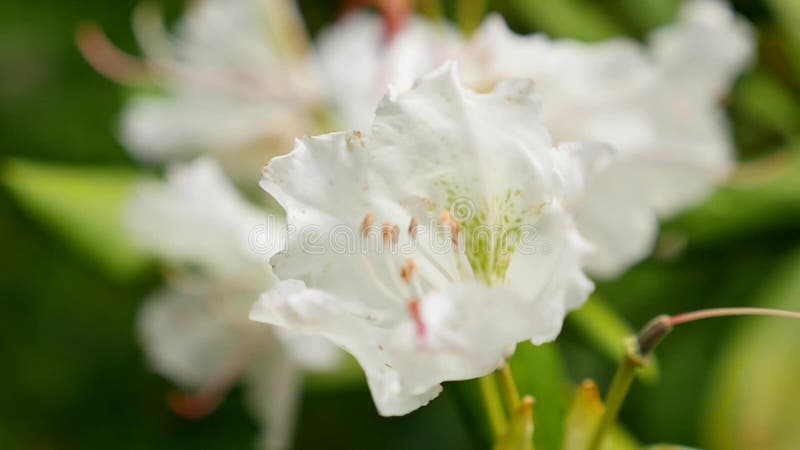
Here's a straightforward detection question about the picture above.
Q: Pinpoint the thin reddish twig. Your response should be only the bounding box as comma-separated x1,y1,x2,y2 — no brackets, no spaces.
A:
669,307,800,327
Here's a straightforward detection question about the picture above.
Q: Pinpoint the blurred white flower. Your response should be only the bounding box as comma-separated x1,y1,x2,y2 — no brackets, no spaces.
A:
460,0,753,277
251,65,607,415
116,1,450,181
315,10,460,129
120,0,325,179
127,158,339,449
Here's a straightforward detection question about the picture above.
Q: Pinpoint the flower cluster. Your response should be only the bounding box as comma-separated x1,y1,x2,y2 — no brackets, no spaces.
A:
89,0,754,447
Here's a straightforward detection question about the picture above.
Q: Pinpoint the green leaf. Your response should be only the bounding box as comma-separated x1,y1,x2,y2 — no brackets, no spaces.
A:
456,0,488,35
448,378,495,450
609,427,638,450
733,70,800,137
766,0,800,80
501,0,625,42
640,446,699,450
304,353,365,391
666,148,800,246
1,159,150,280
567,296,659,382
702,247,800,450
608,0,679,34
509,342,568,450
418,0,444,20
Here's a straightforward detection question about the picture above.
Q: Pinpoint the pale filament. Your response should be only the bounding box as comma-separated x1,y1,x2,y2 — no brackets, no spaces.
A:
361,252,405,304
359,212,477,307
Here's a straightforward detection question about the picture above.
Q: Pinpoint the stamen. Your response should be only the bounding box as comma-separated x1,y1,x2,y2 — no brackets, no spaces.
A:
352,130,365,148
383,252,409,297
408,216,421,240
436,210,476,279
451,222,462,250
362,253,405,303
361,214,406,303
381,222,399,245
400,257,417,284
75,22,150,84
168,332,260,419
438,210,462,250
401,257,429,301
361,213,376,237
413,269,439,293
415,242,456,283
345,130,366,151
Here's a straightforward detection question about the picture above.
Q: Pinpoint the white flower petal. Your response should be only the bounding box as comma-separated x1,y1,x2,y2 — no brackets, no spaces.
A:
121,0,322,167
243,350,303,450
576,161,659,278
252,285,437,415
256,64,596,415
260,280,343,371
126,157,282,277
138,284,267,390
251,281,545,416
650,0,754,101
120,95,311,164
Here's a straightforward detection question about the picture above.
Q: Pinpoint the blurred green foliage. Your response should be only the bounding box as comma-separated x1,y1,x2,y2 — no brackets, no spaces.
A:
1,159,149,280
2,0,800,449
703,247,800,450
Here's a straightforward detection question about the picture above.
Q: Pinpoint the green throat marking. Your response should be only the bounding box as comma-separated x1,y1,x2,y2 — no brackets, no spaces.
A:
441,184,536,285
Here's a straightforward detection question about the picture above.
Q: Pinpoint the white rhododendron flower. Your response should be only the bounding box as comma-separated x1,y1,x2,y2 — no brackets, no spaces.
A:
127,158,338,449
315,0,752,278
460,0,753,277
120,0,324,177
251,64,610,415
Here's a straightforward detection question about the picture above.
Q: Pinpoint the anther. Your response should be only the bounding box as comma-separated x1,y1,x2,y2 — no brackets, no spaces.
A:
361,213,375,237
451,223,462,250
400,257,417,284
382,222,399,245
352,130,365,148
408,216,420,240
438,210,462,250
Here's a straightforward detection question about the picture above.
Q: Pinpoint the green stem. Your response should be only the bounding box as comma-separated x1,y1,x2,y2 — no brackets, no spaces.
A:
584,307,800,450
456,0,488,35
418,0,444,20
496,364,522,414
587,339,645,450
479,374,508,440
